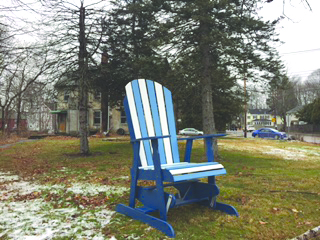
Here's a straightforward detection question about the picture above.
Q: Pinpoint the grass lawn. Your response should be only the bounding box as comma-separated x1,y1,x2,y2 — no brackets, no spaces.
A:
0,136,319,239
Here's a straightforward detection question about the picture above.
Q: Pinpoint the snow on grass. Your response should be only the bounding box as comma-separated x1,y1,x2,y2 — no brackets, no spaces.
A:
220,139,320,161
0,171,129,239
0,173,19,182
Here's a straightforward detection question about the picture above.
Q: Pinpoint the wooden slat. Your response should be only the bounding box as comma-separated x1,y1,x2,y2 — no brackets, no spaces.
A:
125,82,148,167
131,80,153,166
163,87,180,164
146,80,167,165
138,79,155,137
169,164,224,175
155,82,173,165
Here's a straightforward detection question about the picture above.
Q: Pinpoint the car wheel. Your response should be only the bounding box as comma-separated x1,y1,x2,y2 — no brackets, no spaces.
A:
274,135,280,140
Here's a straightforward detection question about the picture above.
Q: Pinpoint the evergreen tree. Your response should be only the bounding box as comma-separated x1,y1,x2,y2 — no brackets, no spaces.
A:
158,0,283,154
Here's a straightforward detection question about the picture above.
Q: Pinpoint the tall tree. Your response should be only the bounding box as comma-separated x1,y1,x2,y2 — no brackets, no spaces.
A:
36,0,107,155
158,0,282,155
99,0,171,107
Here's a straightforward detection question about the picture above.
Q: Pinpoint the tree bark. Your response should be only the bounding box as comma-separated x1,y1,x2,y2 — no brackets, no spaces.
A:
101,91,109,132
78,4,90,155
199,18,218,159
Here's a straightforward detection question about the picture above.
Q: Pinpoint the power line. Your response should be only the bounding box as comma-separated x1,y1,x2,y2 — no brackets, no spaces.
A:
280,48,320,55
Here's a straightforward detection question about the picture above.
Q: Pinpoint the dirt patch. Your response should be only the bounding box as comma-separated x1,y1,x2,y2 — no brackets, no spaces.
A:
63,152,104,158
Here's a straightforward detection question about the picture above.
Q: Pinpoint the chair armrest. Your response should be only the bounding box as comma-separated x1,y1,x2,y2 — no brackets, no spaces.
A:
131,135,171,143
178,134,226,141
178,134,226,163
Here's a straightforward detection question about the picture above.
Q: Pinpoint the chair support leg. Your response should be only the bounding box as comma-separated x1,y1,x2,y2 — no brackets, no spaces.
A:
116,204,175,238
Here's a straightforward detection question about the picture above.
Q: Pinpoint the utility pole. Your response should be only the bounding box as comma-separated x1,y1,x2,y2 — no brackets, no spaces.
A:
244,74,247,138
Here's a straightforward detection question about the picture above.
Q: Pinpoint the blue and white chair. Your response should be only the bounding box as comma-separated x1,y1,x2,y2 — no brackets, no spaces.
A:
116,79,239,237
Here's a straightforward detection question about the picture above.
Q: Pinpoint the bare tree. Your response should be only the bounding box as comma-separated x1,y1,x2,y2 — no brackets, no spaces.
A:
0,47,51,135
32,0,107,155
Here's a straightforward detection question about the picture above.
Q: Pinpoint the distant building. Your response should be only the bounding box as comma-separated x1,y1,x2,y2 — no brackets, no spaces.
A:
241,109,283,130
27,102,54,133
0,111,27,131
52,78,128,135
286,105,306,127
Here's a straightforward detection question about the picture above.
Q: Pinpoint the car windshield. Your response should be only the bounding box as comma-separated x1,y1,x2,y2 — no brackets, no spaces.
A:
272,129,279,132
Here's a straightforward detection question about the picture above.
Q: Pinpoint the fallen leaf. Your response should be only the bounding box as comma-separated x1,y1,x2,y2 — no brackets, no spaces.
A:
292,209,299,213
259,221,268,225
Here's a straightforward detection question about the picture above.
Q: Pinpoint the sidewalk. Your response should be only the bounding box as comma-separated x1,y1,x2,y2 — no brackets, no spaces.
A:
288,132,320,144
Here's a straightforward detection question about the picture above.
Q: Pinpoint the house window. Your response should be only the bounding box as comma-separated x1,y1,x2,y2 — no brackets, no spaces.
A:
121,110,127,123
94,91,101,100
265,115,270,119
94,111,101,125
64,91,70,102
253,115,257,119
247,116,251,120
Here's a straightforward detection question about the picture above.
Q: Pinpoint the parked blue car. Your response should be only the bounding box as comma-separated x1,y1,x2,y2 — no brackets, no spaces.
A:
252,128,287,139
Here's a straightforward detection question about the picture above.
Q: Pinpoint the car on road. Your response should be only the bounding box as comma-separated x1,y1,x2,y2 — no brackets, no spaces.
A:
243,125,255,132
252,128,287,139
178,128,203,136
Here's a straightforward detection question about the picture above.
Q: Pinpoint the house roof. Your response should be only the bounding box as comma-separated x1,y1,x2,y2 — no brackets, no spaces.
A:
248,109,272,115
287,105,304,114
252,119,271,122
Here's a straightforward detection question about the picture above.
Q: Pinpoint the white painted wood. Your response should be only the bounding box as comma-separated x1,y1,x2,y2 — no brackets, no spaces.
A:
139,162,190,170
125,83,148,167
138,79,155,137
169,164,224,175
155,82,173,164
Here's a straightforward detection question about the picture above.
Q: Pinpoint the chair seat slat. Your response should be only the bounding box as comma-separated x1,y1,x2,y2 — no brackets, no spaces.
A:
169,164,224,175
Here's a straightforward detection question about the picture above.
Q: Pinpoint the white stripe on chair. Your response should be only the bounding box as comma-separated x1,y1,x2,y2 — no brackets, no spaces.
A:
138,79,155,137
155,82,173,165
169,164,224,175
125,83,148,167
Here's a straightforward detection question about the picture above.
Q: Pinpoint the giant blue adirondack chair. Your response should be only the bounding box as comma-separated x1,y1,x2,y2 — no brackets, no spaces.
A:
116,79,239,237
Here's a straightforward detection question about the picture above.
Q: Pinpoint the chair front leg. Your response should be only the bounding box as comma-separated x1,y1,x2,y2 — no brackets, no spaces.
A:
151,139,167,221
129,141,140,208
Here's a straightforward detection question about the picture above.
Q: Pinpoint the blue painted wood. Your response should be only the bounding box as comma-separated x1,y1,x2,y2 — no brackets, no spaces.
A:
140,162,221,171
146,80,167,164
178,133,226,141
163,87,180,164
124,97,135,140
137,186,176,210
131,135,171,142
129,141,140,208
118,79,239,238
184,139,193,163
205,137,214,162
173,169,227,182
116,204,175,238
131,81,153,166
151,138,168,221
214,202,240,217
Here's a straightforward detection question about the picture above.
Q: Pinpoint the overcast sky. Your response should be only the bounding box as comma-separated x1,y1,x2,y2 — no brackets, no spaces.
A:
259,0,320,81
3,0,319,82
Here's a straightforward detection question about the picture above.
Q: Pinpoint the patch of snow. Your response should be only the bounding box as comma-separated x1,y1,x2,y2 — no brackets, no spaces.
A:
39,183,128,196
0,172,19,182
0,171,126,239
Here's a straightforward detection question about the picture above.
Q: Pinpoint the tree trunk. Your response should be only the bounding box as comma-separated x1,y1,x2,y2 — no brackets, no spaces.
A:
78,4,90,155
16,96,22,135
1,107,5,133
199,18,218,159
101,91,109,132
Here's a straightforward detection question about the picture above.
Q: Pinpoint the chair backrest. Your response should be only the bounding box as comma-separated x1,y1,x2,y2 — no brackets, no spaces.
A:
124,79,180,168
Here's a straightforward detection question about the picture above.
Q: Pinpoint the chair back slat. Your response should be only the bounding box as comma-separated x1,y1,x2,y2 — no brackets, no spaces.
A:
125,79,180,167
